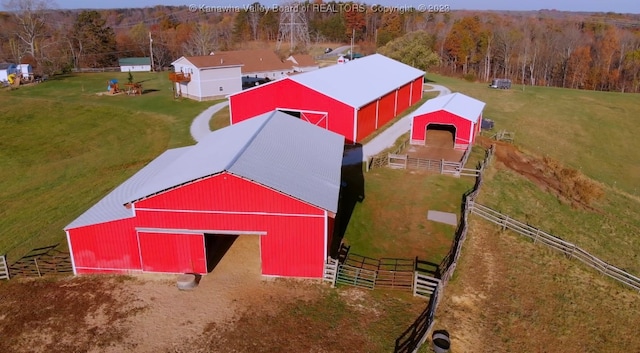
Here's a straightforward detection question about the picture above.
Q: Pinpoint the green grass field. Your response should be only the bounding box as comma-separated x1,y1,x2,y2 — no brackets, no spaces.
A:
426,75,640,350
421,74,640,274
343,168,473,264
427,74,640,196
0,72,211,261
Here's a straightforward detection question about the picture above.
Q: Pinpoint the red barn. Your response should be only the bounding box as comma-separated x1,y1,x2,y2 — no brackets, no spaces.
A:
228,54,425,144
410,93,486,150
65,111,344,278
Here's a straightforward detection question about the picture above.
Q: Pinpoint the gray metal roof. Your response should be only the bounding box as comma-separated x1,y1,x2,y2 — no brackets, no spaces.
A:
289,54,425,108
411,92,485,123
64,147,192,230
65,111,344,230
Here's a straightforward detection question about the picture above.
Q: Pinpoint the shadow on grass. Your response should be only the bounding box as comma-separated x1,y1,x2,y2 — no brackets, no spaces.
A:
330,144,365,258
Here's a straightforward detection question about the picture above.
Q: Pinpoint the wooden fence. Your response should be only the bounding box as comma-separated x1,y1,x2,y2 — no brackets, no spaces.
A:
393,145,495,353
324,257,339,286
485,129,515,143
394,284,441,353
469,202,640,292
72,67,121,73
368,142,488,179
0,255,9,280
324,252,440,293
8,244,73,278
413,273,441,299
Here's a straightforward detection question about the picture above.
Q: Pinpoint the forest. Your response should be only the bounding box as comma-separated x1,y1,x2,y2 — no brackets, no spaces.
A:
2,0,640,92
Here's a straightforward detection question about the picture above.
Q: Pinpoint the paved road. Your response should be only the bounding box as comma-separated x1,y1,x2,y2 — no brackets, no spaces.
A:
342,84,451,165
316,45,353,59
190,101,229,142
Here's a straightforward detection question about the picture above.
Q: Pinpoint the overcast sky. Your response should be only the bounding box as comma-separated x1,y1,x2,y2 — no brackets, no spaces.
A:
2,0,639,13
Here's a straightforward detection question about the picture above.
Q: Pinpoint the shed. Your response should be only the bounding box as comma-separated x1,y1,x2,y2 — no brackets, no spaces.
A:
65,111,344,278
119,57,152,72
228,54,425,143
18,64,32,79
410,93,486,150
0,63,18,82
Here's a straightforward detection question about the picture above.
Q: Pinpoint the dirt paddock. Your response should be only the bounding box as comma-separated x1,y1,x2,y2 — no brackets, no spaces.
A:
404,130,464,162
0,236,325,353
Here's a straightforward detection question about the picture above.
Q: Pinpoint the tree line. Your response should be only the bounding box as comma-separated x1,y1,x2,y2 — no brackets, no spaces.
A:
2,0,640,92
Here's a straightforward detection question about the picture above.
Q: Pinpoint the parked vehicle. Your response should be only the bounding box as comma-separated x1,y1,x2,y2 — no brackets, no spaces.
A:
489,78,511,89
481,118,495,130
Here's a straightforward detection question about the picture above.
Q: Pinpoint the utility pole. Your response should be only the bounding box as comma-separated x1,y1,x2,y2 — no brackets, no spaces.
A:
350,28,355,60
149,31,155,72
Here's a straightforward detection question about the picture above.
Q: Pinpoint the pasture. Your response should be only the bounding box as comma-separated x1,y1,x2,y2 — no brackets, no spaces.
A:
426,74,640,351
0,72,210,262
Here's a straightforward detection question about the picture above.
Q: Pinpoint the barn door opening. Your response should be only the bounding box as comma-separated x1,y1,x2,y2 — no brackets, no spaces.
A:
279,110,301,119
425,123,456,148
204,234,261,278
204,234,238,272
277,108,329,129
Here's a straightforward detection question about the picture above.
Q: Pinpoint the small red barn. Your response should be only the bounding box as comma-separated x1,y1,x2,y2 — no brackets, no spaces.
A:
228,54,425,144
410,93,486,150
65,111,344,278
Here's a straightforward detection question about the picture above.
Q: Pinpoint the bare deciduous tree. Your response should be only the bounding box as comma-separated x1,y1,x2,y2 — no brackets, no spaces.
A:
2,0,56,61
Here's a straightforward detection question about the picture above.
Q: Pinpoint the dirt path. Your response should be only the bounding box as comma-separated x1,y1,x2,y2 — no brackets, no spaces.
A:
435,222,505,352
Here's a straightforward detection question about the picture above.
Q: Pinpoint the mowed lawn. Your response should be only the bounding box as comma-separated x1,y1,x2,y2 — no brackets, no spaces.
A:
343,168,473,264
0,73,211,261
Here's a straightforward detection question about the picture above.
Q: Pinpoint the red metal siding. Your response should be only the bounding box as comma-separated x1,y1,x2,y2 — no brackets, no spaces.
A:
229,79,356,143
138,232,206,274
411,79,424,105
68,218,141,272
377,92,396,128
301,112,328,129
411,110,473,145
135,173,323,216
134,173,327,278
356,101,377,142
396,83,412,114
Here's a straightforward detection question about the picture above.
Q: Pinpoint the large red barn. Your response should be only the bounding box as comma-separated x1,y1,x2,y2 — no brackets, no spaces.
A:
65,111,344,278
410,93,486,150
228,54,425,144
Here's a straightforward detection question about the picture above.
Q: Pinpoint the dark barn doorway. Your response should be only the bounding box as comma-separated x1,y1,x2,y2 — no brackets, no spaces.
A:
425,123,456,148
204,234,239,273
279,110,301,119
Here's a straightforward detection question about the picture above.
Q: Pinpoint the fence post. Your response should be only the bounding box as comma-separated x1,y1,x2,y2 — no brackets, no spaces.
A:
534,229,539,243
502,215,509,231
440,159,444,174
34,258,42,277
0,254,9,280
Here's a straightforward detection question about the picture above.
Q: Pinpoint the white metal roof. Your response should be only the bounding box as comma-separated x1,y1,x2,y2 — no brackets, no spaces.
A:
65,111,344,230
288,54,425,108
64,147,192,230
411,92,485,123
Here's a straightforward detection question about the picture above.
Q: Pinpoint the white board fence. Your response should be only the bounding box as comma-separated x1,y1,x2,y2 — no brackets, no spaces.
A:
469,201,640,292
0,255,9,280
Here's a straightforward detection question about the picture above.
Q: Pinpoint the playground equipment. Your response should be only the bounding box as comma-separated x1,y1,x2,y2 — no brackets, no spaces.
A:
7,73,20,87
125,82,143,95
107,79,120,94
